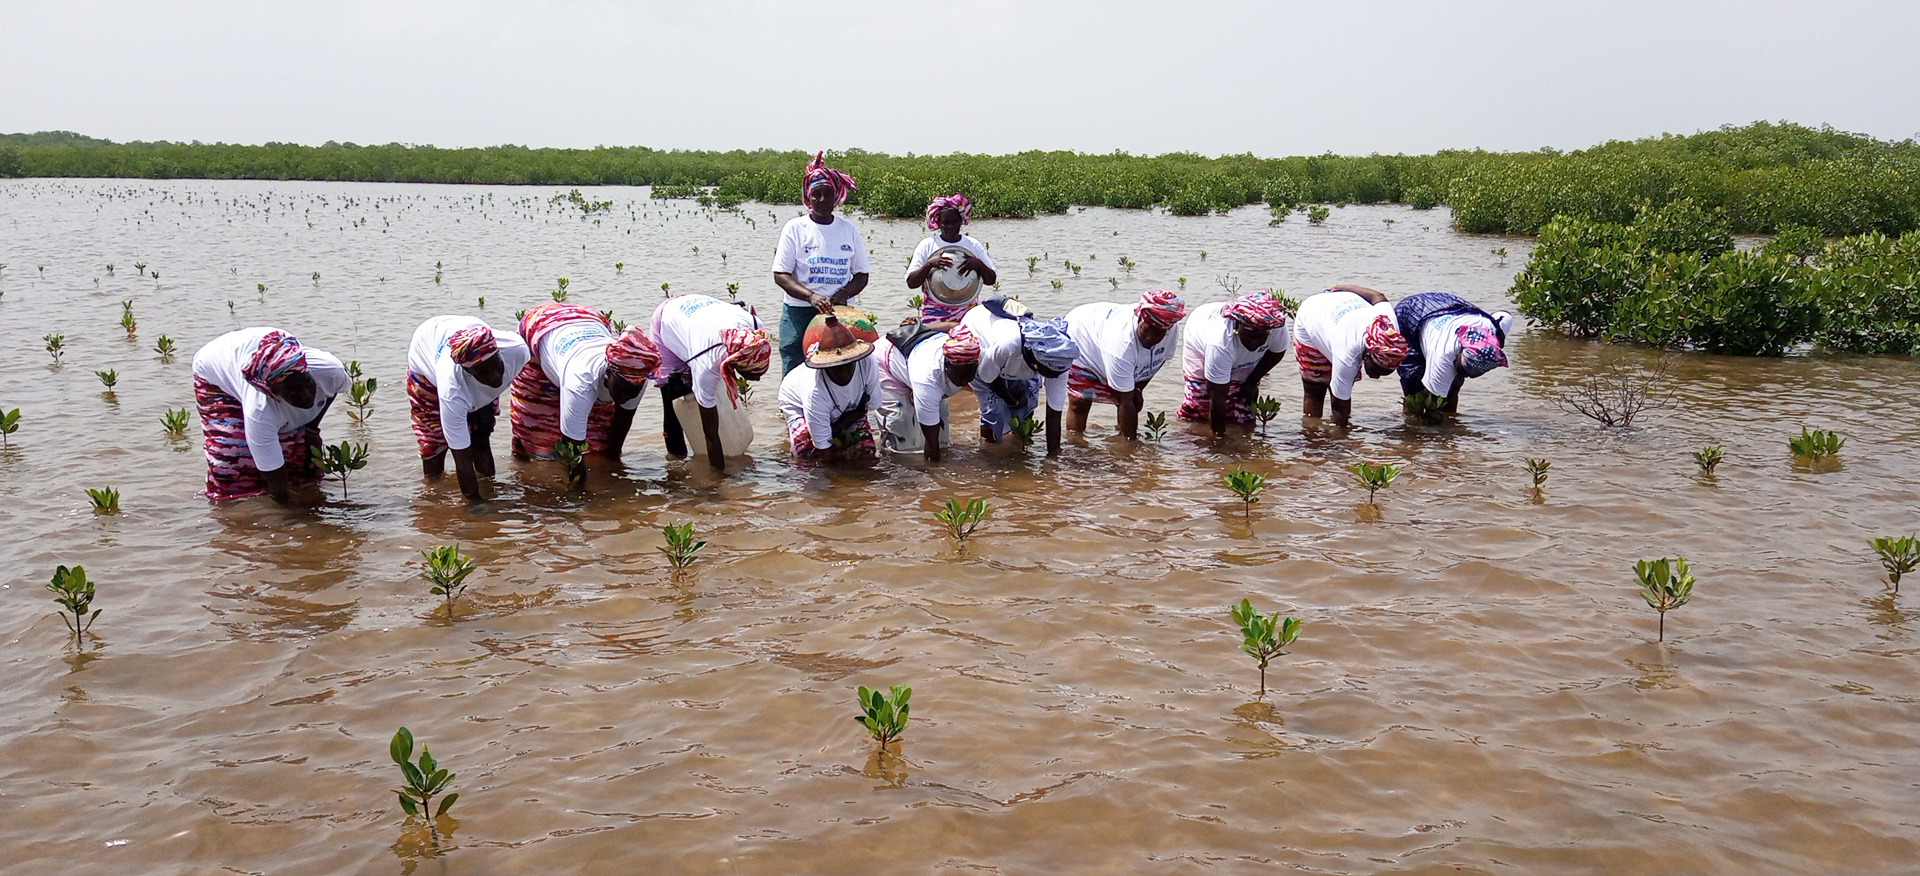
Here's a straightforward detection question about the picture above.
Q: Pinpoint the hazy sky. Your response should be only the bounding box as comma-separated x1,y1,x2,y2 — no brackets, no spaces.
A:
5,1,1917,157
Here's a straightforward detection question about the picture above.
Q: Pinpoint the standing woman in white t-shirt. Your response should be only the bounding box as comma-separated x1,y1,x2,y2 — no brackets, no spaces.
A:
191,327,350,503
772,152,870,375
904,193,997,325
1290,284,1410,426
406,315,530,501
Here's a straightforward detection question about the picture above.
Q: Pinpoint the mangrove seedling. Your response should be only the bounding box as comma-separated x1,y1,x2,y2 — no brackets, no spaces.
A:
1050,279,1062,290
1251,396,1281,436
1231,598,1301,698
44,334,65,364
1788,427,1844,459
153,334,177,361
420,544,477,605
1108,277,1120,289
162,407,190,438
476,296,485,309
555,440,586,488
344,367,378,424
660,282,671,297
935,498,990,541
552,277,569,302
134,262,147,276
85,486,121,514
47,565,101,647
1307,205,1331,225
96,369,118,390
1026,255,1038,273
257,283,267,294
1350,462,1401,503
0,407,19,445
854,684,912,748
725,282,740,300
659,522,707,569
1402,391,1447,423
614,262,624,272
1693,445,1724,474
1635,557,1695,642
1009,415,1041,442
1141,411,1170,442
1224,468,1266,519
311,271,320,282
1869,535,1919,594
390,727,457,844
1524,457,1551,488
1178,276,1187,289
120,301,137,338
310,441,370,497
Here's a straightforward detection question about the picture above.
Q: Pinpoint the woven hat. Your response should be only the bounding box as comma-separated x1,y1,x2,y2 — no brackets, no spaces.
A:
802,307,878,368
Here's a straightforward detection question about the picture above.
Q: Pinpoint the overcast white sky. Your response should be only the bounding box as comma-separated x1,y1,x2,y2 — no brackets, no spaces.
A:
4,1,1917,157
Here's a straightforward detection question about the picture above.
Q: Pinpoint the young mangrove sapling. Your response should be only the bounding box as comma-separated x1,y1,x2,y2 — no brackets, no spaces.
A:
420,544,477,606
1231,598,1301,698
47,564,101,647
85,486,120,514
1635,557,1695,642
311,441,370,497
1869,535,1919,594
390,727,457,844
936,498,990,541
659,522,707,569
1350,462,1401,504
1224,468,1265,519
854,684,912,749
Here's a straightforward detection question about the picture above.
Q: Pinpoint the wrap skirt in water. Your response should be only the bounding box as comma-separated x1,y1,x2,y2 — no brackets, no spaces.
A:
1176,373,1255,424
1066,363,1128,404
785,412,877,464
195,376,322,501
506,364,616,460
1293,339,1333,384
407,373,499,458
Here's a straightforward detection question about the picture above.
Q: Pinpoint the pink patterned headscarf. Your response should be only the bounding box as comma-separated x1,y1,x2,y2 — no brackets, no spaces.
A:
447,325,499,367
925,193,972,229
603,325,661,383
803,151,856,205
1457,323,1509,377
719,328,773,407
1135,289,1188,330
243,330,308,394
941,324,982,365
1223,292,1288,330
1363,315,1410,369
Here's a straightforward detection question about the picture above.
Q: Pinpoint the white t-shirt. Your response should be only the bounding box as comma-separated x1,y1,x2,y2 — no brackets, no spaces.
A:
771,214,871,308
1064,302,1180,393
777,357,883,449
1181,302,1285,385
1413,312,1496,397
535,320,647,443
651,295,762,408
906,234,996,280
191,327,350,472
960,306,1068,412
1293,292,1397,401
875,335,967,427
406,316,531,451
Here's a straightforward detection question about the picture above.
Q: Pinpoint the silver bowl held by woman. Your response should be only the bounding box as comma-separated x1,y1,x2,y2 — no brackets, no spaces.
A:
926,244,984,306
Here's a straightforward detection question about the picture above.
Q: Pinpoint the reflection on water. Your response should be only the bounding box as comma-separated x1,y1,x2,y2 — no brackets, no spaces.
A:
2,181,1920,874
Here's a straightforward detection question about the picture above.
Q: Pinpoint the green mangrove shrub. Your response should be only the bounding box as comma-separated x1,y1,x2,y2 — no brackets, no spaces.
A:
936,498,990,541
1869,535,1918,593
1524,458,1551,488
420,544,477,605
311,441,370,497
85,486,120,514
1230,598,1301,698
1787,427,1844,459
1692,445,1724,473
1635,557,1695,642
390,727,458,843
153,334,176,361
95,369,117,389
47,564,101,647
161,407,190,438
555,440,586,488
1402,391,1446,423
1223,469,1265,519
1350,462,1401,503
659,522,707,569
44,334,64,364
854,684,912,748
1008,415,1041,442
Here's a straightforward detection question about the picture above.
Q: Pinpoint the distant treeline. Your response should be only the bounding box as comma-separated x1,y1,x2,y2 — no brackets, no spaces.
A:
3,122,1917,236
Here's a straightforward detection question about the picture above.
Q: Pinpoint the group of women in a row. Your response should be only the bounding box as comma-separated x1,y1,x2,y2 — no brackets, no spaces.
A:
189,153,1517,503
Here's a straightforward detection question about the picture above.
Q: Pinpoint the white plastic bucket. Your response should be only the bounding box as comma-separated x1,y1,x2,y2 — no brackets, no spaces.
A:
672,394,755,458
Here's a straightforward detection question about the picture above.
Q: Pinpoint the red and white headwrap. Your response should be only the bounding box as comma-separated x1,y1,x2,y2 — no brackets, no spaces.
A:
719,328,773,408
803,151,857,205
242,330,308,394
1223,292,1288,330
1135,289,1188,330
447,325,499,368
941,324,982,365
925,193,972,229
1363,314,1410,369
603,325,661,384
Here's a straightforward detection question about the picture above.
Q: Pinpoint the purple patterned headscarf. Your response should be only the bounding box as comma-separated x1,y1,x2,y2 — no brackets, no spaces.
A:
1457,323,1509,377
925,193,972,229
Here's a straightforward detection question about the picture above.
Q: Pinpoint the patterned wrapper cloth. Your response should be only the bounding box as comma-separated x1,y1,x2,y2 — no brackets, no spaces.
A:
407,373,499,459
918,296,976,325
786,414,877,464
1177,375,1255,424
510,303,618,459
195,376,322,500
1293,339,1334,384
1066,363,1122,404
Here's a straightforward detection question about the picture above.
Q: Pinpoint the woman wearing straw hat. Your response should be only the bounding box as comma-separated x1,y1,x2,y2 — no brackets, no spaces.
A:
509,302,660,479
1290,284,1409,427
777,309,884,463
772,151,870,375
1392,291,1514,414
905,193,997,325
1063,289,1188,441
1176,292,1290,437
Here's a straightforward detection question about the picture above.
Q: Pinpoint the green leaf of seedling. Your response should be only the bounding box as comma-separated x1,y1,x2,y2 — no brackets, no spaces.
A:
418,748,436,776
398,793,419,817
435,793,458,818
401,761,424,790
391,728,414,766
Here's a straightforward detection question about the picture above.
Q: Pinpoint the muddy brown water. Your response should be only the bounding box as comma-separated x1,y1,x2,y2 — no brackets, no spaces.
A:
2,181,1918,875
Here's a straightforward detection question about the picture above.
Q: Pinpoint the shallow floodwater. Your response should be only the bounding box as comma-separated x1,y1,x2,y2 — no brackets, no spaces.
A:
2,181,1918,875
